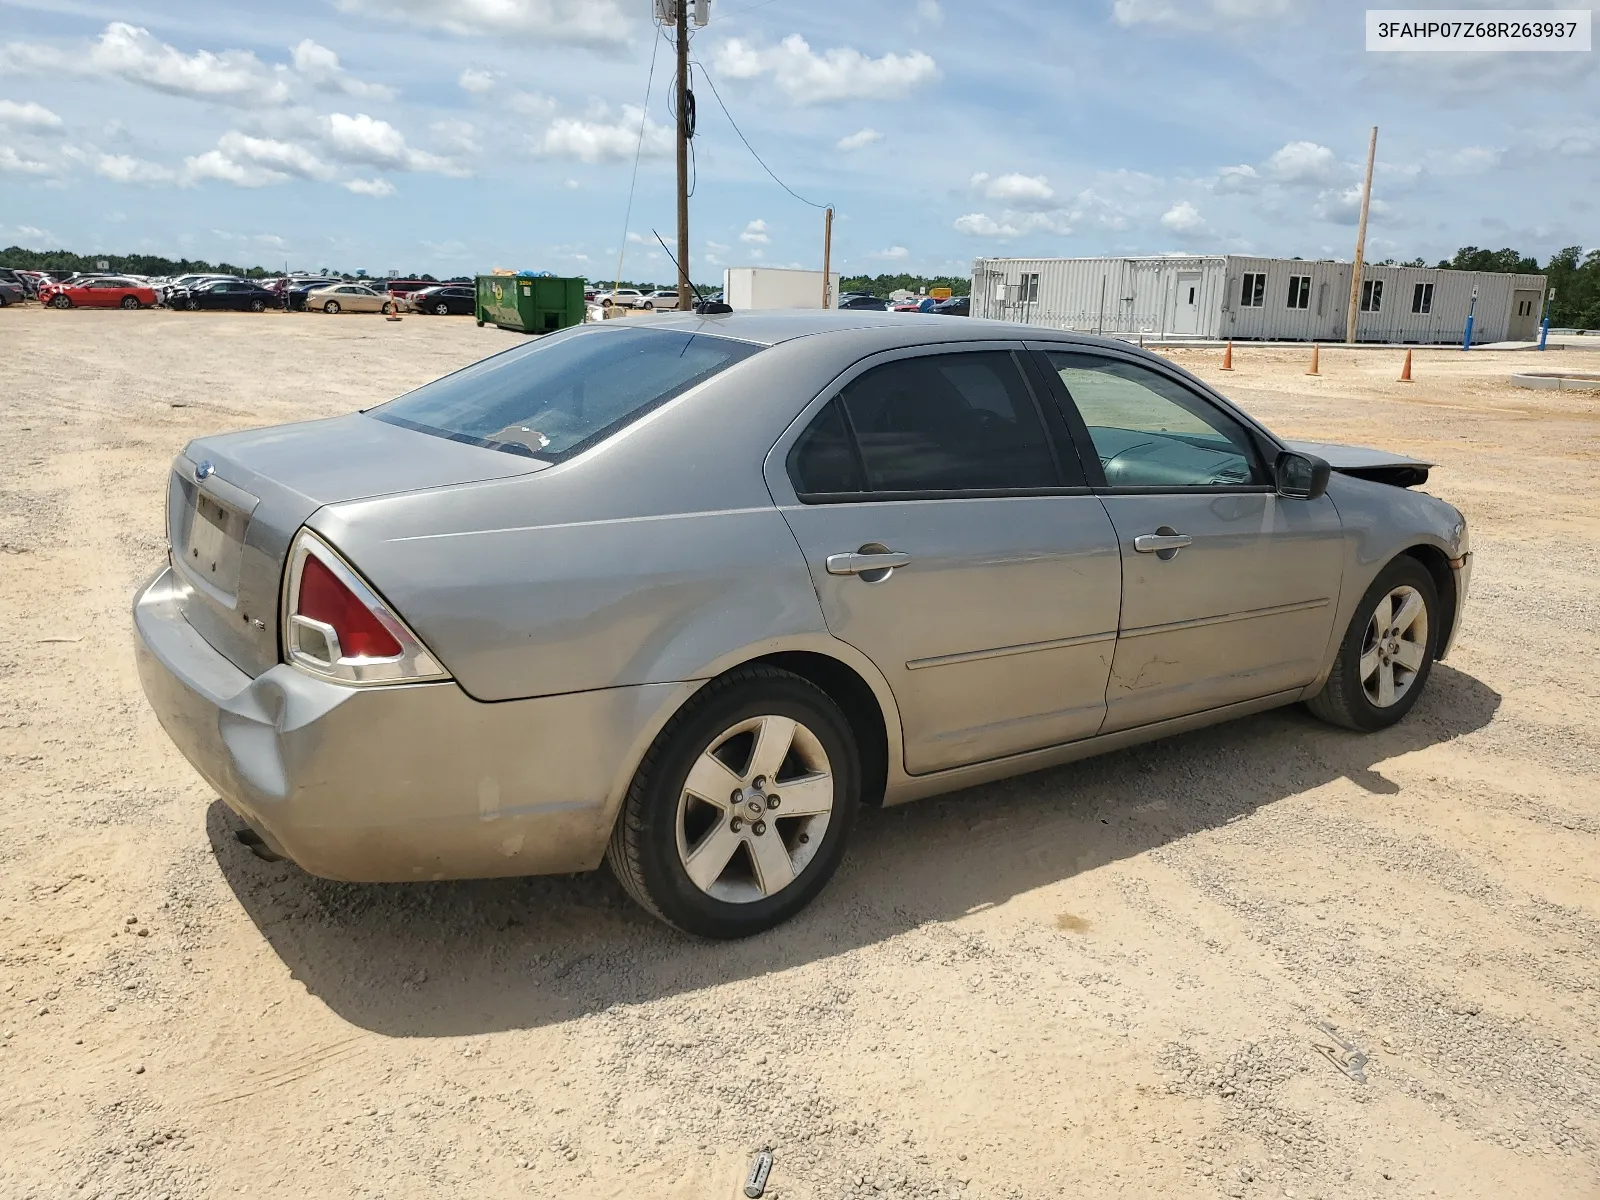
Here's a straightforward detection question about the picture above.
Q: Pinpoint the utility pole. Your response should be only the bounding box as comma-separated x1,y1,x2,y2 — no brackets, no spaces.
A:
674,0,691,310
1344,125,1378,344
821,206,834,308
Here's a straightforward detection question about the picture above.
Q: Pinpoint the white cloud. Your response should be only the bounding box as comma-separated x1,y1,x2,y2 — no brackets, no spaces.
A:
0,144,54,175
0,100,63,132
1160,200,1207,234
430,118,480,156
872,245,910,259
973,171,1055,207
915,0,944,27
1113,0,1295,28
1312,185,1389,225
0,24,389,108
535,105,669,163
509,91,558,116
210,131,335,181
94,152,179,185
183,149,287,188
336,0,629,47
712,35,940,104
320,112,463,174
740,219,770,245
954,212,1020,238
837,127,883,152
344,177,395,196
289,39,395,101
1265,140,1342,186
1214,163,1258,192
458,68,497,93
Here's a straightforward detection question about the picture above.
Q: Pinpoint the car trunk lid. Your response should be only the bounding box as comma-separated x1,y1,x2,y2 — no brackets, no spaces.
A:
167,413,546,678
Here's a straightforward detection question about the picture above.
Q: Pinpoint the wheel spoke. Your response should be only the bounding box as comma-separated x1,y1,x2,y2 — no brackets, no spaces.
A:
683,823,743,891
1359,645,1381,683
773,772,833,817
1393,639,1425,671
747,829,795,896
1376,661,1396,707
747,715,797,783
1372,594,1393,634
684,752,742,807
1392,589,1424,635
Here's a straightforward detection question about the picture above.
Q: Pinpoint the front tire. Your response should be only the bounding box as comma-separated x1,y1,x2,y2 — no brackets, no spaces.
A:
52,294,72,309
120,296,141,309
249,298,265,313
608,666,860,938
323,300,340,314
382,301,395,315
1307,556,1438,731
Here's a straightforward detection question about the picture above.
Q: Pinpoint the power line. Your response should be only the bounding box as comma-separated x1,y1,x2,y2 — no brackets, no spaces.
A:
614,25,664,291
693,57,830,210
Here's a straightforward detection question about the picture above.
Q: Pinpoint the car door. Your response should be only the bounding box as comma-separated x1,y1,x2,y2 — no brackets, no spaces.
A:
1032,346,1344,733
84,280,117,307
768,344,1123,775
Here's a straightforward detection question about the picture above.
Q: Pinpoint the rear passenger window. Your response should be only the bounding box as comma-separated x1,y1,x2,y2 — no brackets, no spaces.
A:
788,399,864,496
836,351,1060,493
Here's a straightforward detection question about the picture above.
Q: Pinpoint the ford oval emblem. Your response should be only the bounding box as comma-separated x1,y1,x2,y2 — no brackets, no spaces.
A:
195,460,215,481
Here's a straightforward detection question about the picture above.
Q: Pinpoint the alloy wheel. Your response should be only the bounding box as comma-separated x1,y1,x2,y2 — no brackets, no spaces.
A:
675,714,835,903
1360,584,1428,708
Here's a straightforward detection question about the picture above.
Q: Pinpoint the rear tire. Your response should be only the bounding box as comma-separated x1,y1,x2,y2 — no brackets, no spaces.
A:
1307,555,1438,732
607,666,860,938
434,302,449,315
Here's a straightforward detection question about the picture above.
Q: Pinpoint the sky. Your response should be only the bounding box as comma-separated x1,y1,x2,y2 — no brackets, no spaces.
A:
0,0,1596,282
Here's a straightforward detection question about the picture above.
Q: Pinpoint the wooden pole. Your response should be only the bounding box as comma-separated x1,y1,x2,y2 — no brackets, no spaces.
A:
1344,125,1377,344
674,0,691,310
821,206,833,308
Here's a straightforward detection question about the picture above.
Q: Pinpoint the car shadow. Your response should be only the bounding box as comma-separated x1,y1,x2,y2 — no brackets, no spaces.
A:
205,664,1499,1037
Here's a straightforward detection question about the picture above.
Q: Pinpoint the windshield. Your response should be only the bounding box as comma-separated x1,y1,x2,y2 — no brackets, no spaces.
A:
370,325,762,459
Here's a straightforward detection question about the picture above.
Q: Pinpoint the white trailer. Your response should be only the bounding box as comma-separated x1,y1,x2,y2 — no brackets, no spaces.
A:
723,267,841,310
970,255,1546,345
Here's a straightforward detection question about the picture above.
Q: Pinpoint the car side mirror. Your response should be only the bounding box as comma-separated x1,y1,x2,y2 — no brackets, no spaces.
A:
1275,450,1331,500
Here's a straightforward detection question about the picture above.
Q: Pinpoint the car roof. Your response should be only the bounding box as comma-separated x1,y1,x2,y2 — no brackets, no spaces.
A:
641,309,1146,352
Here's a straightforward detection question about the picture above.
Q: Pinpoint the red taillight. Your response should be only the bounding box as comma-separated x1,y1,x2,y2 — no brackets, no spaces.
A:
296,554,402,659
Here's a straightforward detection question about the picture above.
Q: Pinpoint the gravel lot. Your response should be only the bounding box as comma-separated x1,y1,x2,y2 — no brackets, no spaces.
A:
1,307,1597,1199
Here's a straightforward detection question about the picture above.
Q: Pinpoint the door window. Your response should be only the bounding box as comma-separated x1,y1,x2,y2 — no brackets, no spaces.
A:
828,351,1061,494
1045,352,1265,489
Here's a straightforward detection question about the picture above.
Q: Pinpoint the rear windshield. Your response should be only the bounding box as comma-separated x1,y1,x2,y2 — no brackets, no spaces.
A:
371,325,761,460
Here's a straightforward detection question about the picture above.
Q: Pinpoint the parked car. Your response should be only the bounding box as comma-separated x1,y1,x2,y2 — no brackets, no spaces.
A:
169,279,281,313
639,289,683,310
385,279,439,301
838,294,890,311
42,277,158,309
597,288,645,309
0,279,23,306
133,313,1470,938
304,283,395,314
407,284,476,315
930,295,970,316
893,297,938,313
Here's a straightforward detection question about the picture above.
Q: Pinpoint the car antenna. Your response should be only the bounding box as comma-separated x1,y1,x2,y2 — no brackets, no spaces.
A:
652,230,729,314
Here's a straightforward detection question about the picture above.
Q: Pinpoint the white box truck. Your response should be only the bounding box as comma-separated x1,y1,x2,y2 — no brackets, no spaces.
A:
723,267,841,310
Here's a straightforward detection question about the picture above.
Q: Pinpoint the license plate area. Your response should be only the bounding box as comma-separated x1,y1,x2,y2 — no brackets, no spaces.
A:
180,485,249,600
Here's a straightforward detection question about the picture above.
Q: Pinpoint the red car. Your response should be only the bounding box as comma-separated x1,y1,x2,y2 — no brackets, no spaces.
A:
41,276,158,309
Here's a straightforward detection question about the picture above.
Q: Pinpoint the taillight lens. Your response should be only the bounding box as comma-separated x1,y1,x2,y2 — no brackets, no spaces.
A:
282,529,449,685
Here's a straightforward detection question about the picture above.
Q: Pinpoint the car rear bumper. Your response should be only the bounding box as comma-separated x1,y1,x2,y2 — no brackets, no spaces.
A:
133,565,688,882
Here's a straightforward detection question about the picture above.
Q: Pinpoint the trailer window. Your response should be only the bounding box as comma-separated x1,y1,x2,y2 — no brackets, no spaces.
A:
1240,273,1265,308
1286,275,1311,309
1411,282,1433,314
1361,279,1383,312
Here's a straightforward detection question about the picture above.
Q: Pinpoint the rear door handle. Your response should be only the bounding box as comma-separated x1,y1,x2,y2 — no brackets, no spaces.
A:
1133,532,1193,557
826,550,911,576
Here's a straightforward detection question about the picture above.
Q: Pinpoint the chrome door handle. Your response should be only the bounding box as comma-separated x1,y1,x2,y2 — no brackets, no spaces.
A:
825,550,911,576
1133,532,1193,556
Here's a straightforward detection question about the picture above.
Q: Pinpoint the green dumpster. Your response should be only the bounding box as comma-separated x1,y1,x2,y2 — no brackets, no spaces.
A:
475,274,586,334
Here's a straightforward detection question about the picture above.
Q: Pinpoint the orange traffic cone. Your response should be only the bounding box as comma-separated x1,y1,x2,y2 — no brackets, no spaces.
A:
1399,349,1413,382
1306,343,1320,376
1220,340,1234,370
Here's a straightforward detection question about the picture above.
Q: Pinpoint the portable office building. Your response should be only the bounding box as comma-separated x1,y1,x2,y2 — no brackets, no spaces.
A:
969,255,1545,344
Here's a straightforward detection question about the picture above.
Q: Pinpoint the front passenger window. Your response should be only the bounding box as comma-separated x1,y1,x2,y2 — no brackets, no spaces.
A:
1046,352,1264,488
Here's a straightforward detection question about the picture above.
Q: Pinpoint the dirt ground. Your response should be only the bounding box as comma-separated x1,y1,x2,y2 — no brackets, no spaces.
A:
1,307,1597,1200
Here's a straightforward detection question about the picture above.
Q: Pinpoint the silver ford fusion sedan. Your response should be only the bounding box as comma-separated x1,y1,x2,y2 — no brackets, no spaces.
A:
134,312,1471,937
